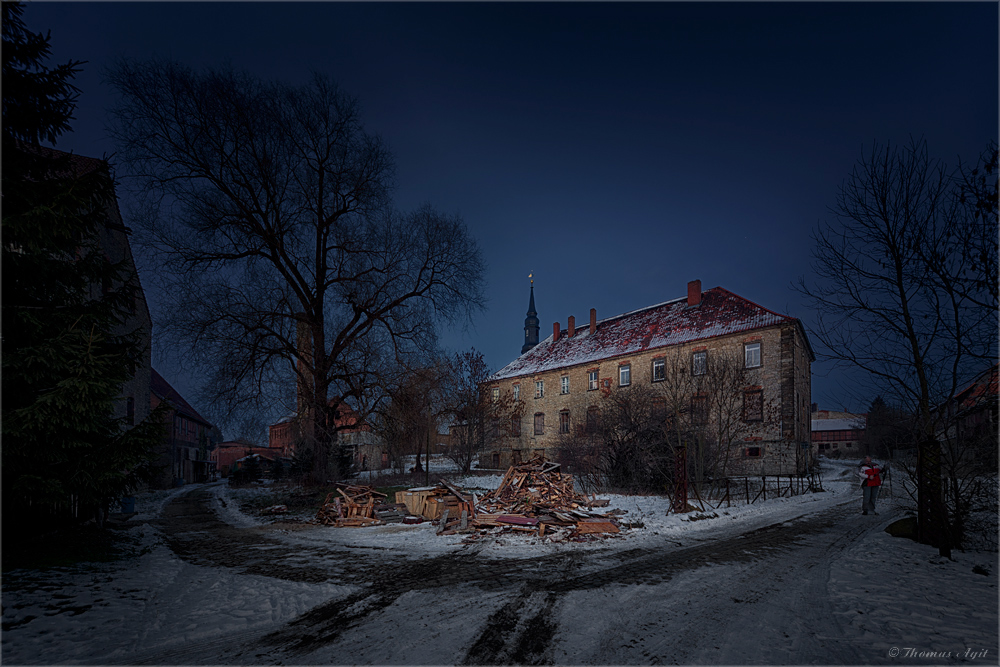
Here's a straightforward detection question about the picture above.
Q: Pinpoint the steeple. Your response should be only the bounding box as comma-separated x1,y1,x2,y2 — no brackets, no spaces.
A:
522,273,540,354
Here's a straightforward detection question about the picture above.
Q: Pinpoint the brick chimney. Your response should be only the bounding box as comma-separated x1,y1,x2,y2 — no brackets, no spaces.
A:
590,308,597,335
568,315,576,337
553,321,560,341
687,280,702,306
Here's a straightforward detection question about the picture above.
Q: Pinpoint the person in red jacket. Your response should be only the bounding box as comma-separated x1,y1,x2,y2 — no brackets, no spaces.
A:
858,456,885,515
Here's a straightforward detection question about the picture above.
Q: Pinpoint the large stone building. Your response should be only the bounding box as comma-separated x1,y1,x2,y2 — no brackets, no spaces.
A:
484,280,814,476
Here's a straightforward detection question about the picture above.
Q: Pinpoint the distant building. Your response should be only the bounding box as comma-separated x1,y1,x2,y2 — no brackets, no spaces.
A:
211,441,282,478
268,400,388,471
486,280,815,475
150,369,218,486
938,363,999,446
811,408,866,459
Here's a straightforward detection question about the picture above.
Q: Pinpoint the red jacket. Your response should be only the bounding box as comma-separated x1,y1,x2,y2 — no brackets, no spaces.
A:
860,464,883,487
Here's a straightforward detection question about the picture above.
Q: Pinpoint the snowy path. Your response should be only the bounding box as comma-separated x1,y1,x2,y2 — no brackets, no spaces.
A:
2,473,997,665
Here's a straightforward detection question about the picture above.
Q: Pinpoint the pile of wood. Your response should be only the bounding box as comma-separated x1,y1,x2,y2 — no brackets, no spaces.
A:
472,457,620,537
316,483,388,527
396,479,476,534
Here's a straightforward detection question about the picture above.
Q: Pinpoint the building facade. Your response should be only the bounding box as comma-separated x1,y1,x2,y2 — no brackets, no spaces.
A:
484,280,815,476
150,369,219,487
811,409,866,459
268,400,389,471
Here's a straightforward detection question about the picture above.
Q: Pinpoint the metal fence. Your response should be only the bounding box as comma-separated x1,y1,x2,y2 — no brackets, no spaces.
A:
688,473,825,510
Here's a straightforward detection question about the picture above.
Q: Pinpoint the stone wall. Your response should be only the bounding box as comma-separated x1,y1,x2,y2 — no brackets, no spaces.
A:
482,323,812,475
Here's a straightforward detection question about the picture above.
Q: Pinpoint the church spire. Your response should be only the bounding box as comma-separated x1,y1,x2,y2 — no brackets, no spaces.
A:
522,273,539,354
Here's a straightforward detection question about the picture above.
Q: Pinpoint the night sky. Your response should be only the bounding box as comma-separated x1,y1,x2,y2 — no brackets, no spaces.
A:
23,2,998,430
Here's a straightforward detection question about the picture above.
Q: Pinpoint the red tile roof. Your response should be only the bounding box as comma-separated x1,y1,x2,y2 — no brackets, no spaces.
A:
491,287,811,381
151,368,213,427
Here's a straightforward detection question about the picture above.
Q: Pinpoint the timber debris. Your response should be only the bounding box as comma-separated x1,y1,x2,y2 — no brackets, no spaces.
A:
470,456,620,540
316,483,388,527
316,457,625,541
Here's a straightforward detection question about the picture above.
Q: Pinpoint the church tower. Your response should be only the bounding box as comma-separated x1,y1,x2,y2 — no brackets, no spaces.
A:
521,274,540,354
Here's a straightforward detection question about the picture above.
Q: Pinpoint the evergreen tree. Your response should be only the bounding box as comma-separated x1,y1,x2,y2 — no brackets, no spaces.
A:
2,2,165,531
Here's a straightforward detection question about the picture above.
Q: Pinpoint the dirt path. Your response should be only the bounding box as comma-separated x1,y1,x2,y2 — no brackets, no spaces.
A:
136,483,876,665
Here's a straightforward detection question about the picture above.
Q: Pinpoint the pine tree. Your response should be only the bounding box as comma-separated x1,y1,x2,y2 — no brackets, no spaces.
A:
2,2,165,532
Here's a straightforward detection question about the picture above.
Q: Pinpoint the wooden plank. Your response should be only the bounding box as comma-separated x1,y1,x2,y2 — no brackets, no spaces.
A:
575,519,619,534
496,515,539,526
436,509,450,535
439,478,467,502
460,509,468,530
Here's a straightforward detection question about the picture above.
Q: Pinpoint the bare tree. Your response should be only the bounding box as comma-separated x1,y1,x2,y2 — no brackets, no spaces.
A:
108,62,485,484
443,350,524,473
371,361,448,476
797,138,998,554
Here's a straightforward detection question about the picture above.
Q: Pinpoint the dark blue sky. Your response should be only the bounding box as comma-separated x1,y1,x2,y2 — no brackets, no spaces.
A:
25,2,998,426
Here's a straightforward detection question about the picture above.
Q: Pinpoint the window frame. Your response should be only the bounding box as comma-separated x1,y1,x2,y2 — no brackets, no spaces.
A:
534,412,545,435
559,410,570,434
744,342,762,369
692,350,707,376
743,388,764,422
513,384,520,401
511,415,521,437
619,364,631,387
588,370,599,391
586,406,599,433
560,376,570,395
652,358,665,382
535,380,544,399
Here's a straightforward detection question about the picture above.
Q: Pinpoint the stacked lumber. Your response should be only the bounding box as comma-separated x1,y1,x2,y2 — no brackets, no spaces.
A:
316,483,388,527
395,479,475,522
473,456,620,537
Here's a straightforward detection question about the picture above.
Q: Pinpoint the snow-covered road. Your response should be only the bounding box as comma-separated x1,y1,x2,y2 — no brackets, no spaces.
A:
2,464,997,665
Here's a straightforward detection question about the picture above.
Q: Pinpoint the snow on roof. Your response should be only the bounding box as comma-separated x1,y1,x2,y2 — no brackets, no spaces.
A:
812,418,866,431
490,287,803,381
151,368,213,427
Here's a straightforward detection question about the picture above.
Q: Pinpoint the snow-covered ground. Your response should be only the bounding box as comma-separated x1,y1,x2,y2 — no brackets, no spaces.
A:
2,459,996,665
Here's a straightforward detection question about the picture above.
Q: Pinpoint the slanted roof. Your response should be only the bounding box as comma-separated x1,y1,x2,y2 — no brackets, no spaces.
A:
491,286,811,381
812,417,866,431
151,368,213,427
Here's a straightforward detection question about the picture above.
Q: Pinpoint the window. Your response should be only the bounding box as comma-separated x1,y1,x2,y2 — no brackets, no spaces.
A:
586,406,599,433
513,449,522,464
492,452,501,468
511,415,521,437
652,358,665,382
561,376,570,394
743,389,764,422
559,410,570,434
619,364,631,387
513,384,520,401
534,412,545,435
744,446,762,458
692,350,707,376
490,418,500,438
588,370,599,391
491,387,500,403
745,342,761,368
652,397,667,421
690,395,708,424
535,381,544,398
